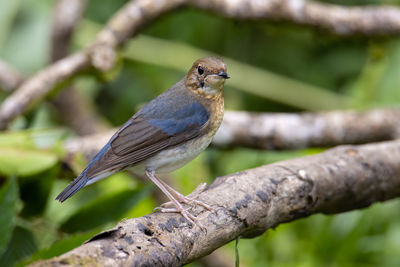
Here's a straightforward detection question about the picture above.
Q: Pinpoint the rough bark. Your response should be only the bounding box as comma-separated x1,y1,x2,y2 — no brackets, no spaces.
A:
31,139,400,266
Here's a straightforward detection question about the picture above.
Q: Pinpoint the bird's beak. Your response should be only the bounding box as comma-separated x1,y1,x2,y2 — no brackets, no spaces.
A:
218,71,230,79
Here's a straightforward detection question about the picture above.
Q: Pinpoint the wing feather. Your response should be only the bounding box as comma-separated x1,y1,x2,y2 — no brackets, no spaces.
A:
84,101,210,178
111,117,167,156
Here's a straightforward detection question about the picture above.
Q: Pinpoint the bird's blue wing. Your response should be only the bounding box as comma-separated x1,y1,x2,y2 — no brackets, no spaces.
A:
111,101,209,156
143,102,209,135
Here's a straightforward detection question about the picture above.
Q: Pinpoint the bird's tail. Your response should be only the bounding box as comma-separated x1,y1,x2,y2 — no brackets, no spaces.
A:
55,172,89,202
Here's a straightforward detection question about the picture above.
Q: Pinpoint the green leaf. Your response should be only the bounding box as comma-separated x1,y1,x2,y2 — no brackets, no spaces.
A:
60,186,151,233
20,166,58,217
0,148,57,177
0,128,68,153
0,131,35,149
0,225,37,267
0,178,19,256
21,230,97,265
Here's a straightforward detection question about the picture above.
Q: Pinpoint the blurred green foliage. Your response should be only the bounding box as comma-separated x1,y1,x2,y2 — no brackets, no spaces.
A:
0,0,400,266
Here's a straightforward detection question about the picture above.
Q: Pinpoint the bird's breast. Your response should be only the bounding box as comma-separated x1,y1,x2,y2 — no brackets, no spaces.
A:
130,133,214,174
204,94,224,138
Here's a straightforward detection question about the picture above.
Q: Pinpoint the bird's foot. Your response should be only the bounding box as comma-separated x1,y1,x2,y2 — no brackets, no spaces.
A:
156,203,206,231
145,170,208,231
160,195,212,211
182,196,212,211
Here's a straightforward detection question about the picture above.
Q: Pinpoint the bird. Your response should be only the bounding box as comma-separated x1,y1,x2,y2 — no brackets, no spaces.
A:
56,57,229,227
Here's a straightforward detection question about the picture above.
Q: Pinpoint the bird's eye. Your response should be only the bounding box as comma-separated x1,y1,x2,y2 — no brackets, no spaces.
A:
197,66,204,75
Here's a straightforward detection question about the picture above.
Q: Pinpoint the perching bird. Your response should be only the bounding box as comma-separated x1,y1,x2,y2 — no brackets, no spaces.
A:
56,57,229,226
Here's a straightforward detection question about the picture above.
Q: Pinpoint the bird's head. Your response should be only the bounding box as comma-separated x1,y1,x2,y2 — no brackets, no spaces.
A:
186,57,230,98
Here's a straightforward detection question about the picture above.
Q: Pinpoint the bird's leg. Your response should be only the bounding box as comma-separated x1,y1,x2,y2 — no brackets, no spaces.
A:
158,179,212,211
145,170,204,229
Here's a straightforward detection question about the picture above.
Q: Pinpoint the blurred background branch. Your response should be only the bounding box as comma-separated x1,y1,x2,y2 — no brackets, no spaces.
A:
0,52,90,129
0,60,24,92
64,108,400,160
2,0,400,129
50,0,87,62
33,139,400,266
50,0,108,136
213,108,400,149
191,0,400,36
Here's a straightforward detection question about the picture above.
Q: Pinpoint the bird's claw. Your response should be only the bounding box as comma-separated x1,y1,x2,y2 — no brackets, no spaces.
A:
157,206,206,231
158,201,176,209
175,195,213,211
159,196,212,211
186,198,212,211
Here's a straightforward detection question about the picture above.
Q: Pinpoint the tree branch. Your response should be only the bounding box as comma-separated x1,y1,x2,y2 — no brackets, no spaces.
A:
64,109,400,160
0,60,24,92
191,0,400,36
213,109,400,149
32,139,400,266
0,52,90,129
2,0,400,129
50,0,109,136
51,0,88,62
